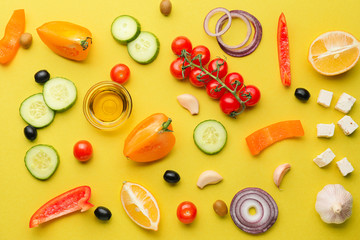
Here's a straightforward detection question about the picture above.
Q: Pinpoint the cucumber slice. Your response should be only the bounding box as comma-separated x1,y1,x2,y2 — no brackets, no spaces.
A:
20,93,55,128
193,120,227,155
127,31,160,64
111,15,141,44
43,77,77,112
25,144,59,180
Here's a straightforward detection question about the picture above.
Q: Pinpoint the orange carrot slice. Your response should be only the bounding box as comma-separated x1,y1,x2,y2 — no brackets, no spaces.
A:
246,120,304,155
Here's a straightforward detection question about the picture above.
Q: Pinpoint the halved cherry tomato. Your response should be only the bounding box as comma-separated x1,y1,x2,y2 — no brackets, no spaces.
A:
191,45,211,65
189,67,210,87
0,9,25,64
123,113,176,162
208,58,228,79
239,85,261,107
170,57,191,80
277,13,291,87
171,36,192,55
224,72,244,92
110,63,130,84
37,21,92,61
220,92,241,115
206,79,227,99
177,201,197,224
73,140,93,162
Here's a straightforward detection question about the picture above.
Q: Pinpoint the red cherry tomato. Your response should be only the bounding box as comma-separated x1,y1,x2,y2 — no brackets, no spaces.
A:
177,201,197,224
73,140,93,162
171,36,192,56
208,58,228,79
206,79,227,99
170,57,191,80
189,67,210,87
110,64,130,84
191,45,211,65
219,92,241,115
224,72,244,92
239,85,261,107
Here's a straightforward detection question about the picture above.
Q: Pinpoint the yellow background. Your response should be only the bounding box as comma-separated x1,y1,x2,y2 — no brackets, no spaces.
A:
0,0,359,239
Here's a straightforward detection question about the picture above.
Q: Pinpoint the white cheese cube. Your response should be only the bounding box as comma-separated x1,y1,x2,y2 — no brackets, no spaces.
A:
313,148,336,167
336,157,354,176
317,123,335,138
317,89,333,108
335,93,356,114
337,115,358,135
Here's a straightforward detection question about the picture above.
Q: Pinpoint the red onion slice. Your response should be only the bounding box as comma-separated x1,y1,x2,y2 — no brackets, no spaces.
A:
216,10,263,57
230,188,278,234
204,7,232,37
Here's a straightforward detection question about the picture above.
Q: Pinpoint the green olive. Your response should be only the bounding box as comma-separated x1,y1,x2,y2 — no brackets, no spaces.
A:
160,0,172,16
213,200,228,217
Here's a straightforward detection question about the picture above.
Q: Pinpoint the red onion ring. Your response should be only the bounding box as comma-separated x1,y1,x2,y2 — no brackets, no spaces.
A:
216,10,263,57
230,188,278,234
203,7,232,37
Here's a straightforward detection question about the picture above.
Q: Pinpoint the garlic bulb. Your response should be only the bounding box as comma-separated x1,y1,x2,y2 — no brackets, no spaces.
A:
315,184,352,224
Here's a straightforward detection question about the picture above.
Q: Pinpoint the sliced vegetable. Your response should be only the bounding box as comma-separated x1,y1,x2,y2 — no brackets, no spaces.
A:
0,9,25,64
29,186,94,228
203,8,232,37
193,120,227,155
24,125,37,141
127,31,159,64
277,13,291,87
230,188,278,234
246,120,304,155
43,77,77,112
111,15,141,44
19,93,55,128
25,144,59,180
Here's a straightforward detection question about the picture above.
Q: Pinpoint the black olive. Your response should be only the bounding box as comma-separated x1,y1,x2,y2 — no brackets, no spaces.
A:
24,125,37,141
34,70,50,84
163,170,180,183
295,88,311,101
94,206,112,221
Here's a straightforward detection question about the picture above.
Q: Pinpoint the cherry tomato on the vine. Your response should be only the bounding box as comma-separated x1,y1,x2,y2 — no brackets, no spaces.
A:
110,64,130,84
239,85,261,107
206,79,227,99
170,57,191,80
189,67,210,87
177,201,197,224
73,140,93,162
220,92,241,115
171,36,192,56
208,58,228,79
191,45,211,65
224,72,244,92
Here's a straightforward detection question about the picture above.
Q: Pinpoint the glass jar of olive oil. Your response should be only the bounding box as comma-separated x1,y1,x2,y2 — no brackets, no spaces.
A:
83,81,132,130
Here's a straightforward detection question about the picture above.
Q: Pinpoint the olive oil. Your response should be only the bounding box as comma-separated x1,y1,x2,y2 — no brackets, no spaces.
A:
91,91,123,122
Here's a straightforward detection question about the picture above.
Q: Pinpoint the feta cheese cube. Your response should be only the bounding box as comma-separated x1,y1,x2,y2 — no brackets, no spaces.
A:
336,157,354,176
337,115,358,135
317,123,335,138
317,89,333,107
335,92,356,114
313,148,336,167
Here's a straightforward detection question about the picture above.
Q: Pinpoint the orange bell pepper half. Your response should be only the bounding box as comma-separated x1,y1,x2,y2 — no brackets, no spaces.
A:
277,12,291,87
246,120,304,155
0,9,25,65
37,21,92,61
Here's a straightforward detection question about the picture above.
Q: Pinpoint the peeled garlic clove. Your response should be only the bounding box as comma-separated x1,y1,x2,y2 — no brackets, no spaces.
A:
197,170,223,189
315,184,353,224
177,94,199,115
273,163,291,188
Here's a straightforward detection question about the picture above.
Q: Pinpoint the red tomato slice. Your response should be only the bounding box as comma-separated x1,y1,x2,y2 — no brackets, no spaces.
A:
29,186,94,228
277,13,291,87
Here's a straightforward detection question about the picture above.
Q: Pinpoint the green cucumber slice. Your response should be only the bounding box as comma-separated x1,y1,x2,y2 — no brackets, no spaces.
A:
19,93,55,128
127,31,160,64
193,120,227,155
43,77,77,112
111,15,141,44
25,144,59,180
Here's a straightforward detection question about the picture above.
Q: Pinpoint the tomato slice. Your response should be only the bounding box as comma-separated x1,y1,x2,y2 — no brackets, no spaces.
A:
29,186,94,228
0,9,25,64
277,13,291,87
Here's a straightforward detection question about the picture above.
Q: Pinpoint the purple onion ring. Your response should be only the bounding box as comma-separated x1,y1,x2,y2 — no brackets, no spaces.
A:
203,7,232,37
230,188,278,234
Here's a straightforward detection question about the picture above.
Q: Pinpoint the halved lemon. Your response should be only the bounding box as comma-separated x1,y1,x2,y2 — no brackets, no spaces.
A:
120,181,160,231
308,31,360,76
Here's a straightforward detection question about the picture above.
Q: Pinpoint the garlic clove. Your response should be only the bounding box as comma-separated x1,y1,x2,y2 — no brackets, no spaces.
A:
315,184,353,224
273,163,291,188
197,170,223,189
177,94,199,115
